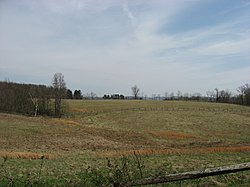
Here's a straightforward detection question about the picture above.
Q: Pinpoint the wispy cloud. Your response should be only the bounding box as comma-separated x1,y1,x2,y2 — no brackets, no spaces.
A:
122,0,137,29
0,0,249,95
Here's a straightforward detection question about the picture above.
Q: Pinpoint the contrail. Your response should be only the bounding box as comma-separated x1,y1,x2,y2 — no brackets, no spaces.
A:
122,0,137,28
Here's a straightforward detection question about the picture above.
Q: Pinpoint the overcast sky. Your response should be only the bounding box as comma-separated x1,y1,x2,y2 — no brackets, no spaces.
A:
0,0,250,96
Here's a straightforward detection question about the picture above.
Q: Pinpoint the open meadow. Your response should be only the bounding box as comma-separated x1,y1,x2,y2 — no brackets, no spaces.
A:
0,100,250,186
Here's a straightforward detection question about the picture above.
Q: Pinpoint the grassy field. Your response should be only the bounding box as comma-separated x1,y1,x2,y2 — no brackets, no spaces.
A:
0,100,250,186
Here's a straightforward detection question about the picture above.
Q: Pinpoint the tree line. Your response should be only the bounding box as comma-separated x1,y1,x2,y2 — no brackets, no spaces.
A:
205,85,250,106
66,89,98,100
1,73,249,118
131,84,250,106
103,94,125,100
162,85,250,106
0,73,66,117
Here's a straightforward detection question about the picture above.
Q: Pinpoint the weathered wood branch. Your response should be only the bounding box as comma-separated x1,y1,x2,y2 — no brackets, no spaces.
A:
125,162,250,186
29,93,38,116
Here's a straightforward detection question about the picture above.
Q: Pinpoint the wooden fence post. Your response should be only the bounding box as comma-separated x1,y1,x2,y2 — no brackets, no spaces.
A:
125,162,250,186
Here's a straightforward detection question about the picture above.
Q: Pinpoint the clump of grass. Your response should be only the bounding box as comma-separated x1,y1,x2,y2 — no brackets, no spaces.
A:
75,151,146,186
0,155,47,187
0,152,52,160
106,151,145,186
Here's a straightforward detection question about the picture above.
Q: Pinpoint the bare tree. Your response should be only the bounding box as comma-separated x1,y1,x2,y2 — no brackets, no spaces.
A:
29,92,38,116
169,92,175,100
177,90,182,100
90,92,97,100
85,92,97,99
52,73,66,117
183,93,189,100
131,85,140,99
219,89,231,103
192,92,202,101
215,88,219,102
245,87,250,106
237,85,245,104
164,92,168,100
206,90,215,102
237,83,250,105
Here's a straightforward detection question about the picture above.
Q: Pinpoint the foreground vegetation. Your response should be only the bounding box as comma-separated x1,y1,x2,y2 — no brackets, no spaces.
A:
0,100,250,186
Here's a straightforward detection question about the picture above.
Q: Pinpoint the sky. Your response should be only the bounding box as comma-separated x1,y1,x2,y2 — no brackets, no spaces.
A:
0,0,250,97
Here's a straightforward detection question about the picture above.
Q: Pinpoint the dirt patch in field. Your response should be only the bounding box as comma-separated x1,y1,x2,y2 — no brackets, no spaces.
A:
51,118,80,126
82,126,157,147
100,146,250,157
0,151,53,160
69,108,92,113
149,131,197,139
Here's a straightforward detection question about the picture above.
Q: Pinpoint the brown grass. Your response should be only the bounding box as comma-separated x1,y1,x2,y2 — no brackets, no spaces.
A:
100,146,250,157
69,108,92,113
0,151,53,160
51,118,80,126
149,130,197,139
